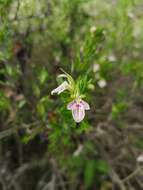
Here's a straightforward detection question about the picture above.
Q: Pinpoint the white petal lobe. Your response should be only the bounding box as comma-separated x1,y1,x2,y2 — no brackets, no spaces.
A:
67,100,76,110
51,81,68,95
81,100,90,110
72,106,85,123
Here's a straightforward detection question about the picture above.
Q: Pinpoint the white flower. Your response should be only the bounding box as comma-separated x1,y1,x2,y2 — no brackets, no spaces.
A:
108,54,116,62
90,26,97,33
137,153,143,163
93,63,100,72
67,99,90,123
51,81,69,95
98,79,107,88
127,11,134,19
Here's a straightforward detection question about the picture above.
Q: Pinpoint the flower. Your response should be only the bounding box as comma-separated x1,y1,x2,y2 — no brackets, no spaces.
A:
137,153,143,163
51,81,69,95
67,99,90,123
51,71,91,123
90,26,97,33
97,79,107,88
108,54,116,62
93,63,100,72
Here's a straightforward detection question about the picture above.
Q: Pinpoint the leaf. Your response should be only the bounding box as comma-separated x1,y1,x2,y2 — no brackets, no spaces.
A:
39,68,48,85
37,96,50,118
84,159,109,189
95,160,109,174
135,138,143,149
112,102,128,119
18,99,26,109
0,91,10,111
84,160,96,189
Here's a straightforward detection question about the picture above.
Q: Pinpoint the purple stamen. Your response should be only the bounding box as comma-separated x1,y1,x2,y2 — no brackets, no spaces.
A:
76,104,81,108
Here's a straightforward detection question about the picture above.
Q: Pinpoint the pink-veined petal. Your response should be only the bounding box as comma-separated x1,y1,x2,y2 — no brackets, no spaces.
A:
67,100,76,110
72,106,85,123
51,81,68,95
81,100,90,110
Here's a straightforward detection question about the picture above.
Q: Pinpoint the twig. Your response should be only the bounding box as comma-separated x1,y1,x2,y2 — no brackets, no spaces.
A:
14,0,21,20
122,167,143,182
8,158,48,189
110,169,126,190
0,129,15,140
50,158,66,190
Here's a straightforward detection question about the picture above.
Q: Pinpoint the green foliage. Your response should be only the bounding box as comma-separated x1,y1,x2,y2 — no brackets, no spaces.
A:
0,0,143,189
37,96,50,119
84,160,96,189
0,0,13,5
84,159,109,189
112,102,128,120
135,138,143,149
0,91,10,111
0,23,12,61
75,28,105,73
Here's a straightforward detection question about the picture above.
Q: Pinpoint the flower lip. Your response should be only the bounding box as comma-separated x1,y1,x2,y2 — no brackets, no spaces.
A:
72,106,85,123
67,99,90,123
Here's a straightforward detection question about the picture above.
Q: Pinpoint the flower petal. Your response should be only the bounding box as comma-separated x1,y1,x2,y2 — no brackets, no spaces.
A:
51,81,68,95
81,100,90,110
72,106,85,123
67,100,76,110
98,79,107,88
137,153,143,162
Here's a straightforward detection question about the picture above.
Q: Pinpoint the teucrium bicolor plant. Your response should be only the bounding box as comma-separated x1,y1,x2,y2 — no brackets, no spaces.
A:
51,70,90,123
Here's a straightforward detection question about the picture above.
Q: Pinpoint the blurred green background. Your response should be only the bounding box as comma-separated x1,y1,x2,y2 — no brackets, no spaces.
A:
0,0,143,189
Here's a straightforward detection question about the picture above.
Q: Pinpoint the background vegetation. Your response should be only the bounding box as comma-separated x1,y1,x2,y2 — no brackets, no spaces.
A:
0,0,143,189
